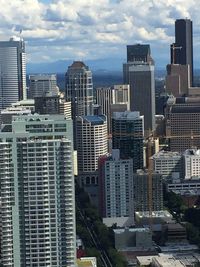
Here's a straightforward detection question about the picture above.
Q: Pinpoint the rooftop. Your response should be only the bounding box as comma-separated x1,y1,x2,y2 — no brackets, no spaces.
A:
82,115,106,125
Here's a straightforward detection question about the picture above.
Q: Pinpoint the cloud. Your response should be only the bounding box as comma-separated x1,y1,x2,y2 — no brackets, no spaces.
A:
0,0,199,68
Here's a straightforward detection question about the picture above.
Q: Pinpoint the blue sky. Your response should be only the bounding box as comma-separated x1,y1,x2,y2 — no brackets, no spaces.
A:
0,0,200,69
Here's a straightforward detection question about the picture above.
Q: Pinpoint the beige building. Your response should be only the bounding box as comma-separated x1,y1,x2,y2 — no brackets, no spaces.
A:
166,64,190,97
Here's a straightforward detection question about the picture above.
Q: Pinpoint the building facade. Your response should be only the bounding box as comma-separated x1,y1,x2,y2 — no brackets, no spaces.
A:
165,96,200,152
0,37,26,110
76,115,108,185
152,151,183,182
123,44,155,134
112,111,144,171
29,74,58,98
98,150,134,218
96,84,130,135
0,115,76,267
133,169,163,212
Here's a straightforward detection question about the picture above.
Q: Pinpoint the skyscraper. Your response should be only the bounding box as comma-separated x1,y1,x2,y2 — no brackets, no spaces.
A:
112,111,144,171
65,61,94,147
65,61,93,119
0,37,26,110
171,19,193,86
29,74,58,98
0,115,76,267
76,115,108,186
123,44,155,134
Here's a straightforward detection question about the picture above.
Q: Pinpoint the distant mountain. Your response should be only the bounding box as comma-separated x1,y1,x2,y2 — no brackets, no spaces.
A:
27,58,125,73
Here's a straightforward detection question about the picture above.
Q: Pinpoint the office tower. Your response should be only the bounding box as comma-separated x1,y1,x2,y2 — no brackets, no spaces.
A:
98,150,134,218
66,61,93,147
96,84,130,134
29,74,58,98
123,44,155,134
0,37,26,110
133,169,163,212
165,95,200,152
171,19,193,86
65,61,93,118
112,111,144,171
76,115,108,185
165,64,190,96
0,115,76,267
35,94,71,119
152,151,183,183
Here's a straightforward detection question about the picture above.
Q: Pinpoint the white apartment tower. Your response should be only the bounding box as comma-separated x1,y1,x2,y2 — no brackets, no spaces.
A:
0,37,26,110
98,150,134,218
76,115,108,185
0,115,76,267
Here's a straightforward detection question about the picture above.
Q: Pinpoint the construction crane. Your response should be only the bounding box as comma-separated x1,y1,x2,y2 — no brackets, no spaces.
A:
147,131,154,230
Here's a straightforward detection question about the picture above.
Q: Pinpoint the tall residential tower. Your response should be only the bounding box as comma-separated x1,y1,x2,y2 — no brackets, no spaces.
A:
0,115,76,267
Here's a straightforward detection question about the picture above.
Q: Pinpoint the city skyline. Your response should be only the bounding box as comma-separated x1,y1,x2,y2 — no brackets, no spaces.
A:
1,1,200,70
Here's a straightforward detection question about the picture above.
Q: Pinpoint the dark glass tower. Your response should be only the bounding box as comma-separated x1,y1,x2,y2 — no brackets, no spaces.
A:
171,19,193,86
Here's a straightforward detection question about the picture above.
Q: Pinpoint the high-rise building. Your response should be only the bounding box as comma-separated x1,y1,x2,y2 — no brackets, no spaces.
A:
171,19,193,86
0,114,76,267
65,61,93,119
98,150,134,218
0,37,26,110
123,44,155,134
29,74,58,98
133,169,163,212
112,111,144,171
165,95,200,152
76,115,108,186
65,61,94,147
96,84,130,134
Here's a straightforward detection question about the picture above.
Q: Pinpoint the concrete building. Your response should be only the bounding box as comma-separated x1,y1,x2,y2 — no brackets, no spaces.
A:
96,84,130,134
123,44,155,134
98,150,133,218
171,19,193,86
0,114,76,267
152,151,183,182
112,111,144,171
0,37,26,110
29,74,58,98
133,169,163,212
76,115,108,186
165,96,200,152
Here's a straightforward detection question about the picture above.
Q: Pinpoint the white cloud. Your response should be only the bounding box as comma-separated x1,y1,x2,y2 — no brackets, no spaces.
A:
0,0,199,68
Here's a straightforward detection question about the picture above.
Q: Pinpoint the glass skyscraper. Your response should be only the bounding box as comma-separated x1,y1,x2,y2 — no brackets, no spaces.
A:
0,37,27,110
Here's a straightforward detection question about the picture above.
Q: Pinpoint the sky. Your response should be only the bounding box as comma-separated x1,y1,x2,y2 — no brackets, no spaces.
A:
0,0,200,69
